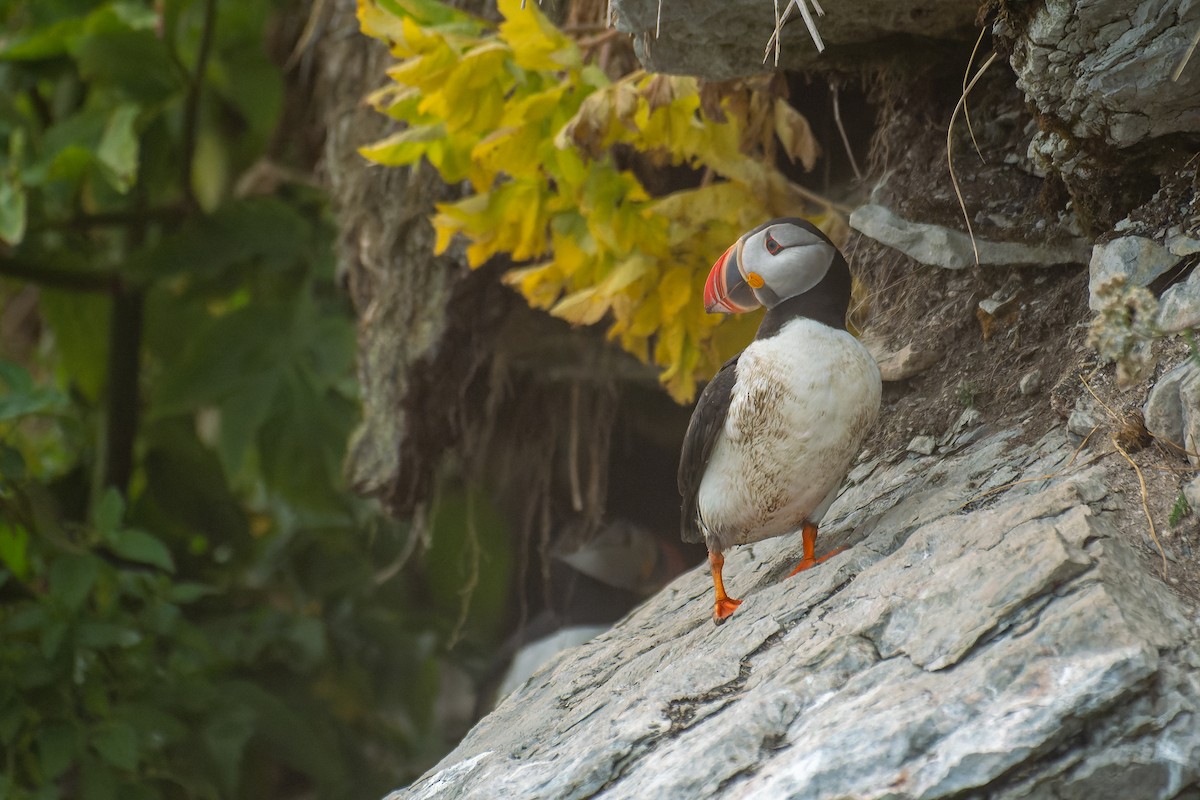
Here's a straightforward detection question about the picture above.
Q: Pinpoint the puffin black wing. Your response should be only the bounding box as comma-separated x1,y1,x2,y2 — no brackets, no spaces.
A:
678,355,739,544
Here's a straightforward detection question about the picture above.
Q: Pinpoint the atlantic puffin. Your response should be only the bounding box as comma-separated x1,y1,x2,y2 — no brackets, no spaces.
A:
678,218,881,624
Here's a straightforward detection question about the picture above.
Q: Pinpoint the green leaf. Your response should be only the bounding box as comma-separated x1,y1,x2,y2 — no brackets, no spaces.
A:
77,622,142,649
0,524,31,580
137,420,250,543
41,618,69,659
256,370,353,509
96,104,140,193
74,27,180,104
38,290,110,402
128,197,310,281
219,681,347,789
0,444,24,480
207,43,283,147
0,360,69,420
93,488,124,537
190,130,228,212
105,528,174,572
81,757,117,800
0,177,27,244
108,2,160,30
49,554,101,612
38,722,81,781
0,16,86,60
203,704,257,796
33,107,108,185
91,721,139,771
212,372,282,476
120,704,187,752
167,581,216,604
3,604,50,634
151,304,289,416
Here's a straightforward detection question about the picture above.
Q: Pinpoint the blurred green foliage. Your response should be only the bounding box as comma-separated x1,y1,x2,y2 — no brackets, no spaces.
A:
0,1,510,797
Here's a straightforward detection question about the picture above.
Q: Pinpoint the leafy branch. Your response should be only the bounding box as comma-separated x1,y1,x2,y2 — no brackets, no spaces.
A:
358,0,833,401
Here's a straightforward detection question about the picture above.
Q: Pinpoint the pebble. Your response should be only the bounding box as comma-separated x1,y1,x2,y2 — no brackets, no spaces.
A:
907,435,937,456
1019,369,1044,396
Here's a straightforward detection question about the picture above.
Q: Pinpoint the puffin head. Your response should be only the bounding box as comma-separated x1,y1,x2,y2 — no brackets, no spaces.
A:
704,218,842,314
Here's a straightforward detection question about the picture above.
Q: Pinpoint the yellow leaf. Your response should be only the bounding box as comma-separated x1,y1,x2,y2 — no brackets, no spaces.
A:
365,84,421,120
357,0,410,52
658,266,693,317
420,43,511,133
556,90,614,158
597,255,650,298
774,98,820,171
654,317,687,375
549,228,592,280
512,184,545,261
628,294,661,337
503,261,563,308
358,124,446,166
497,0,581,71
551,287,608,325
472,122,546,182
503,84,568,128
433,216,456,255
387,46,458,92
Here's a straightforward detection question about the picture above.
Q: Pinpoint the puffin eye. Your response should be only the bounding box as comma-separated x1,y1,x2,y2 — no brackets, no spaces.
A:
764,232,784,255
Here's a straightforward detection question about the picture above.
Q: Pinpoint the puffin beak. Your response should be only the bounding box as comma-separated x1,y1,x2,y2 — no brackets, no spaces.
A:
704,243,760,314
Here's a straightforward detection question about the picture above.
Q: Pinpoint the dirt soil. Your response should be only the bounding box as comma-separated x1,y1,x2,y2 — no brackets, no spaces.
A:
848,68,1200,613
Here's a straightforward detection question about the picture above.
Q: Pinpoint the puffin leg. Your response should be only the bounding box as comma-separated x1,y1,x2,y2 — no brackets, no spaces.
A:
708,550,742,625
786,521,847,577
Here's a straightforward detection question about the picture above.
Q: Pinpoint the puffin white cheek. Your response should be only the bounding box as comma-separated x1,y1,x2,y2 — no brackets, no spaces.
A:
768,243,834,300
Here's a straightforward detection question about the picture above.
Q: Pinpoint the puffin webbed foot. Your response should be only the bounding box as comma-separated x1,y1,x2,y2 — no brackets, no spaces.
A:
712,595,742,625
707,549,742,625
786,521,846,577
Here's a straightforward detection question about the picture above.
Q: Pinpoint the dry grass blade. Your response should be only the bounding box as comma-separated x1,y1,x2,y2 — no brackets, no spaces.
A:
947,49,997,267
448,490,483,648
656,0,663,37
962,25,989,162
1173,24,1200,81
1080,372,1118,418
793,0,824,52
772,0,782,67
831,82,862,181
764,0,825,66
1113,438,1168,579
1079,374,1169,579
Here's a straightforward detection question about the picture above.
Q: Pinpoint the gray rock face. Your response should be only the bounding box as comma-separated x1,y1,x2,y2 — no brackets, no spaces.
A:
1143,359,1200,467
609,0,978,80
850,204,1092,270
1009,0,1200,179
1157,235,1200,332
387,427,1200,800
1088,235,1183,310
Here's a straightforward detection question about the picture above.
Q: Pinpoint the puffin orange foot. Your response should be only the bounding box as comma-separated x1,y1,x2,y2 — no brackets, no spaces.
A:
707,549,742,625
712,595,742,625
786,545,847,577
